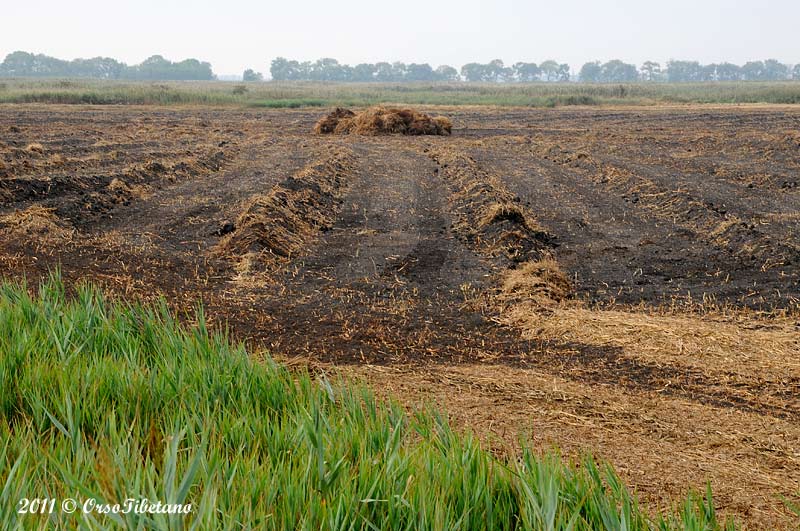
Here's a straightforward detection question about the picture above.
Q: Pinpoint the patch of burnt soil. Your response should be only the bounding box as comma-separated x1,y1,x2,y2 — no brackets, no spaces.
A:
1,150,229,228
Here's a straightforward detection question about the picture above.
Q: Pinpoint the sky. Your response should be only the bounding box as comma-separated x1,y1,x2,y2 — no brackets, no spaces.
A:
2,0,798,76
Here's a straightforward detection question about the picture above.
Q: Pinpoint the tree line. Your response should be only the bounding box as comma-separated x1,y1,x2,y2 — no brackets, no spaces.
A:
269,58,570,82
270,57,800,82
0,51,214,80
2,51,798,82
581,59,799,82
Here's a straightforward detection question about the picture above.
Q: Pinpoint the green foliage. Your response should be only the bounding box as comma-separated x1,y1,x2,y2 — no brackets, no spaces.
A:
0,273,740,530
2,52,797,84
270,57,461,82
0,51,214,81
248,98,327,108
579,60,638,83
665,59,792,82
579,62,603,83
242,69,263,82
782,493,800,520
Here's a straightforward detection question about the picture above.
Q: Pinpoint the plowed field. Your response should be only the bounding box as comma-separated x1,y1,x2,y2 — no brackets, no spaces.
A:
1,104,798,528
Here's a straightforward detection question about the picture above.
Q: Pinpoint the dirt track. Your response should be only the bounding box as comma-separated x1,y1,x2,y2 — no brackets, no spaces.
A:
1,104,799,528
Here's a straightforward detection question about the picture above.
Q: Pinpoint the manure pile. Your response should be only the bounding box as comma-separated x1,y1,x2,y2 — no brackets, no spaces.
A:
314,107,452,136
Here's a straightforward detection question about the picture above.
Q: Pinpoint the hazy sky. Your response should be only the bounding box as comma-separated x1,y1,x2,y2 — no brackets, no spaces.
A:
2,0,798,76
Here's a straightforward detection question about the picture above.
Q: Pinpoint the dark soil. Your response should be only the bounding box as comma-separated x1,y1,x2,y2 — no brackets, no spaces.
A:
0,103,797,369
2,104,800,529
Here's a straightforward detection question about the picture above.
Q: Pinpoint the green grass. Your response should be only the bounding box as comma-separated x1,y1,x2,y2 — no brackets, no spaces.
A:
249,98,327,109
0,273,738,530
0,79,799,107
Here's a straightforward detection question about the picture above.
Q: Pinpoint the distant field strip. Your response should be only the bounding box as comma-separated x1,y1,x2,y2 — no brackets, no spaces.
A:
2,79,800,106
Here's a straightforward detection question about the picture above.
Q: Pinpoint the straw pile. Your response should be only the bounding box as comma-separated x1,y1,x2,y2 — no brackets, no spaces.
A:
25,143,46,155
314,107,452,136
498,258,572,309
0,205,74,244
217,149,355,261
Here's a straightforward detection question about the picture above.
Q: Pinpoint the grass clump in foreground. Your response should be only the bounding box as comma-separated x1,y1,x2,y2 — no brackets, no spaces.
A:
0,274,735,530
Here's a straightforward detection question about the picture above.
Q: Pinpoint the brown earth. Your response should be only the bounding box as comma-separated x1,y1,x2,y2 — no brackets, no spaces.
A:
1,104,799,529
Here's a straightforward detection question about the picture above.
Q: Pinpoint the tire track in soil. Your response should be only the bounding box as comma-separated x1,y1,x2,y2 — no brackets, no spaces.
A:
464,140,706,304
247,139,533,364
536,143,798,267
340,137,799,530
420,143,800,422
462,137,798,309
97,137,319,252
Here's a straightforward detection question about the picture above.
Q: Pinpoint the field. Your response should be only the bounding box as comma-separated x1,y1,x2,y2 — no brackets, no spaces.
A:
1,102,799,528
2,79,800,107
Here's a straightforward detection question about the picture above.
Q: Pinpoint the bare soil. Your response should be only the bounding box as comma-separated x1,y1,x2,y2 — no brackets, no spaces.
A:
1,104,799,529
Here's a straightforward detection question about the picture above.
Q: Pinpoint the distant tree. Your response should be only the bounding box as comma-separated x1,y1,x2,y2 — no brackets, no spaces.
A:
71,57,124,79
338,64,355,81
0,51,68,77
513,62,540,82
579,61,602,82
308,58,340,81
539,60,560,82
699,64,717,81
598,60,637,82
119,55,212,80
21,51,797,85
129,55,170,80
352,63,376,81
741,61,766,81
460,63,486,82
270,57,302,80
666,60,702,82
0,51,212,80
374,62,395,82
7,52,794,85
391,62,408,81
557,63,571,81
484,59,507,82
639,61,661,81
405,63,436,81
715,62,741,81
175,59,214,80
435,65,459,81
763,59,789,80
270,57,288,80
242,69,263,82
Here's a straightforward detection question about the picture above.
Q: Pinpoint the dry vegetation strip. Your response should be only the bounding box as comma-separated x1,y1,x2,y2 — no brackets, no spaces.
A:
342,360,799,530
215,147,356,269
364,140,799,528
